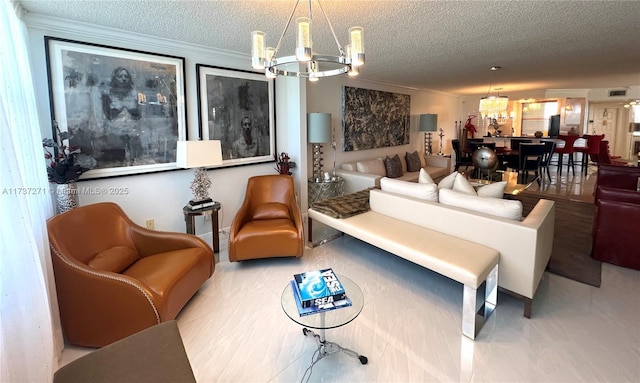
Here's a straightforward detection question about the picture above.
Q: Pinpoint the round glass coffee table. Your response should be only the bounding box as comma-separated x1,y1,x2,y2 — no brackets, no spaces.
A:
281,274,367,379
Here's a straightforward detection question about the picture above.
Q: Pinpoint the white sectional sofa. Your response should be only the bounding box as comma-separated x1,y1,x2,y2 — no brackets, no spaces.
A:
336,153,451,193
308,186,555,320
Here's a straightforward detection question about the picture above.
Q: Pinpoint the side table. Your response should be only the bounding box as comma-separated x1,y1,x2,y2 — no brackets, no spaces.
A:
281,274,367,380
183,202,221,253
308,176,344,205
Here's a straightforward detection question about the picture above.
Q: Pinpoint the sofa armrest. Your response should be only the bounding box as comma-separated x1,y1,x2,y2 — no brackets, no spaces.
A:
596,186,640,205
335,169,381,193
130,225,213,258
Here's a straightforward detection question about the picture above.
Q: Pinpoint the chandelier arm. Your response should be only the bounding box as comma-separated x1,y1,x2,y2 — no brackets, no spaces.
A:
316,0,345,55
272,0,302,59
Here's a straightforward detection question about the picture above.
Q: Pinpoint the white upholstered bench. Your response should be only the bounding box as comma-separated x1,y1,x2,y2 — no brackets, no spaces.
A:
308,207,499,340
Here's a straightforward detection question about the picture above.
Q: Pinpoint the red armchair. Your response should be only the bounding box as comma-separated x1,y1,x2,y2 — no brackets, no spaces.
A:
592,165,640,269
598,140,627,166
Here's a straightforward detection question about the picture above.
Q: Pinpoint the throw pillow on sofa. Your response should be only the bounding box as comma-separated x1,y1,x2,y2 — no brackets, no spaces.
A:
380,177,438,202
405,151,422,172
437,171,459,189
356,158,386,176
438,171,507,198
476,181,508,198
438,188,523,220
384,154,403,178
418,168,435,184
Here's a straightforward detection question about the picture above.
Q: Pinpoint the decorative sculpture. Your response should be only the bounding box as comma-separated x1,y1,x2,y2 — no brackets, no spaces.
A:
472,146,498,180
438,128,445,156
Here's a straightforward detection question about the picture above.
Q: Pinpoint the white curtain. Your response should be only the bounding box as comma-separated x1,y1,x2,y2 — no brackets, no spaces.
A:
0,1,63,381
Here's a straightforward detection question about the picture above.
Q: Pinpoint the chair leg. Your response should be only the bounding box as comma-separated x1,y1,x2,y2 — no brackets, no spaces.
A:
568,154,575,175
557,154,564,174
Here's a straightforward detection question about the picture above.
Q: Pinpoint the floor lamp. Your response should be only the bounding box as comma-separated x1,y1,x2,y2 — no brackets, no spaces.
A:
176,140,223,209
419,114,437,156
308,113,331,182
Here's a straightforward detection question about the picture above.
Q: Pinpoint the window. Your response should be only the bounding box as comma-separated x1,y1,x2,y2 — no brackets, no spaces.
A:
521,101,558,136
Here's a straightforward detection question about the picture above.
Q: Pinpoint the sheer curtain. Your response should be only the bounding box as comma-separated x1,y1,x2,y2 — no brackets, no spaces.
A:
1,1,63,381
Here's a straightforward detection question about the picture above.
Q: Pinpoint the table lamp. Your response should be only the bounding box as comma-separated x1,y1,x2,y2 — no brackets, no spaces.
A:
419,114,437,156
308,112,331,181
176,140,223,209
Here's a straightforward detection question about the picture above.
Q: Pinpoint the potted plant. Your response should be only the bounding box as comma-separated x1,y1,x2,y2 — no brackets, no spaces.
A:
274,152,296,175
43,122,96,213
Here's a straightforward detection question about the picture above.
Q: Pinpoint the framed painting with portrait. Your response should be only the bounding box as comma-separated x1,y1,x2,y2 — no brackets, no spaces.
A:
196,64,275,167
45,36,187,180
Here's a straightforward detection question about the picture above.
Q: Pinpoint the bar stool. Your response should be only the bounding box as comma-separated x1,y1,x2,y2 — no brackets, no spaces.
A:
554,134,579,175
574,134,604,174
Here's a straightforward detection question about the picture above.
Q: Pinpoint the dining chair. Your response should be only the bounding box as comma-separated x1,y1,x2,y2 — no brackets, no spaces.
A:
505,139,531,171
451,139,474,172
553,134,580,175
539,140,557,183
517,143,546,184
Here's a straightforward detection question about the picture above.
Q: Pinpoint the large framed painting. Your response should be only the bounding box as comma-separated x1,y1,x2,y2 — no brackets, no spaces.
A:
196,64,275,167
342,86,411,151
45,36,187,179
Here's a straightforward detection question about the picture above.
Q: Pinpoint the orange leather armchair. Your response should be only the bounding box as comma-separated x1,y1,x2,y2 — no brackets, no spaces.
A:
229,175,304,262
47,202,214,347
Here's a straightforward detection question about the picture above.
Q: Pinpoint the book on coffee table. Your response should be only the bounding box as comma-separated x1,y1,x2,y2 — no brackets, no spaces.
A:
292,268,346,308
290,280,352,316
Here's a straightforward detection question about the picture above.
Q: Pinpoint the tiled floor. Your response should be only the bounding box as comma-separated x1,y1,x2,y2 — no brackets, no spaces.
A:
59,164,640,382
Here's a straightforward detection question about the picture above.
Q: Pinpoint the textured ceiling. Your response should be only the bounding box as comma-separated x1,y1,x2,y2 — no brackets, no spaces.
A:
19,0,640,96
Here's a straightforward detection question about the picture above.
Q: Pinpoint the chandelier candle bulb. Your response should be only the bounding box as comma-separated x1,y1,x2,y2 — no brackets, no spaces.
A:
296,17,312,61
349,26,365,66
265,47,276,78
251,31,266,69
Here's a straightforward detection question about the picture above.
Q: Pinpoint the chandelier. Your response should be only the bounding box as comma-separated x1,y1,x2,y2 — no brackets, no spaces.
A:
478,66,509,120
251,0,364,81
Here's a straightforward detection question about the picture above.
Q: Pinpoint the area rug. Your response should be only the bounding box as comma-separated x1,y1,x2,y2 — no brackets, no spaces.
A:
514,191,602,287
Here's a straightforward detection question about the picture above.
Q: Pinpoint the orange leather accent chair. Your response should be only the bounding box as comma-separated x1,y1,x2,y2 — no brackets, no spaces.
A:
47,202,214,347
229,175,304,262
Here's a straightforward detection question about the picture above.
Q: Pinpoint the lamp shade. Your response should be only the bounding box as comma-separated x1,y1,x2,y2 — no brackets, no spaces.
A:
176,140,223,168
419,114,438,132
307,113,331,143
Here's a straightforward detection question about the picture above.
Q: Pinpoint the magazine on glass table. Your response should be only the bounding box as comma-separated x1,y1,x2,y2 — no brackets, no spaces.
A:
290,280,352,316
292,268,347,308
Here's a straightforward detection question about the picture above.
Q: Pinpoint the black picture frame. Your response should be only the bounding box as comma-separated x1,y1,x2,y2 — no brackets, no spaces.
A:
196,64,275,167
44,36,187,179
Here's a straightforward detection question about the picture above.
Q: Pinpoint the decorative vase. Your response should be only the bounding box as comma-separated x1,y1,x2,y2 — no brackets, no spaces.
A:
55,181,79,214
